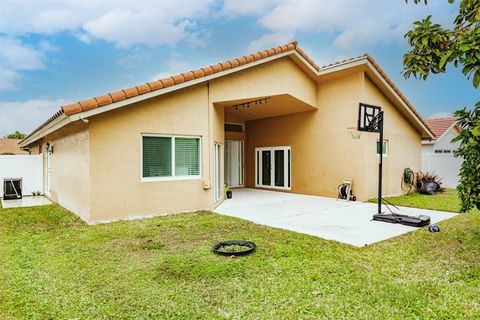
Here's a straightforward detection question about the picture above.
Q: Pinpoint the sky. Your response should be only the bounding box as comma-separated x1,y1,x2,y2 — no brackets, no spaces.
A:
0,0,478,136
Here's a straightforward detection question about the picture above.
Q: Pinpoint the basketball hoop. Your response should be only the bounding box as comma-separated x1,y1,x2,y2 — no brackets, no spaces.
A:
347,127,361,139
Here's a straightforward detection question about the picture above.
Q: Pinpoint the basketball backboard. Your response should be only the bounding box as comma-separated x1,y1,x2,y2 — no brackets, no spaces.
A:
358,103,382,133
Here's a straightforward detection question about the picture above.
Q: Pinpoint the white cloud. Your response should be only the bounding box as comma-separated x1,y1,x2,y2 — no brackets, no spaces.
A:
247,32,294,52
0,0,215,48
0,0,217,91
221,0,275,16
0,0,457,93
0,99,69,136
150,54,193,80
428,112,454,119
38,40,59,52
0,37,45,91
221,0,456,51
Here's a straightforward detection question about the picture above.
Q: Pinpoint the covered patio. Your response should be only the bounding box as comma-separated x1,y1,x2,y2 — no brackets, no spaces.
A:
214,188,456,247
219,93,316,191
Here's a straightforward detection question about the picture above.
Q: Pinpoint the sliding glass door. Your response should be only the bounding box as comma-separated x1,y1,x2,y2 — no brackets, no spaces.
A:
225,140,244,187
255,146,291,190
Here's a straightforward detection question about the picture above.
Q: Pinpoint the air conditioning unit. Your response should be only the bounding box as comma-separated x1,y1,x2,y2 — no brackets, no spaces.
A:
3,178,22,200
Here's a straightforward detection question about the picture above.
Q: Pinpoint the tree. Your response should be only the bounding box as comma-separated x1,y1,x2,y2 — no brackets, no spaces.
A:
4,131,26,139
403,0,480,212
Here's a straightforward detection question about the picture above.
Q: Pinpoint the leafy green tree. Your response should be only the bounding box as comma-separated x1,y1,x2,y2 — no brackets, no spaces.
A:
403,0,480,212
4,131,26,139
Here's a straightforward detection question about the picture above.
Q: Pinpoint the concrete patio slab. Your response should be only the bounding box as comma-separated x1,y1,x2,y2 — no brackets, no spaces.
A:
1,196,52,209
214,189,456,247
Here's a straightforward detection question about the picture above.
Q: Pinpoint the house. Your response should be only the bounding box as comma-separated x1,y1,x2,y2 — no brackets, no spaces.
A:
0,139,28,155
422,117,461,188
19,41,434,223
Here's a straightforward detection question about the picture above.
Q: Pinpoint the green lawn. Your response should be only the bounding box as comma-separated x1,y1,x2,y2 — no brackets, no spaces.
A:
1,191,479,319
370,189,479,213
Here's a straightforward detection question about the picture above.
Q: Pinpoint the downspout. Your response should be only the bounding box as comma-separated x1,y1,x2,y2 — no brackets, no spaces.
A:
207,82,212,189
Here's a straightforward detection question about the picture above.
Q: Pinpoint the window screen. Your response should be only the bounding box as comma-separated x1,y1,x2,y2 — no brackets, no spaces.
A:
175,138,200,176
376,140,388,156
143,136,172,177
224,123,244,132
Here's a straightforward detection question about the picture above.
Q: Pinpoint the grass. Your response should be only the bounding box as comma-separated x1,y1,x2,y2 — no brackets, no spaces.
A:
0,191,479,319
369,189,479,213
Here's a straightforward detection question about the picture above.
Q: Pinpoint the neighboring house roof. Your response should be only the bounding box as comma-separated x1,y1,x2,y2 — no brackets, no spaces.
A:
426,117,457,139
0,138,28,155
20,41,435,147
422,117,459,145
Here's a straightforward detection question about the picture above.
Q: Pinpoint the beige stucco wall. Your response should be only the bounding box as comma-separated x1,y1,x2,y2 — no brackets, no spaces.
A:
209,57,317,107
362,76,421,197
85,56,317,222
29,122,90,221
88,84,213,222
245,72,422,200
27,55,422,222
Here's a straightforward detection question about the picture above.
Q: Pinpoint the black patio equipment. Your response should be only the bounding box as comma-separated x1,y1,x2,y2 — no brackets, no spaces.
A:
357,103,430,227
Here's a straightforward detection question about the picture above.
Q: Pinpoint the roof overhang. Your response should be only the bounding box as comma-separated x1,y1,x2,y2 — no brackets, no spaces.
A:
20,43,434,146
218,94,317,121
20,51,297,147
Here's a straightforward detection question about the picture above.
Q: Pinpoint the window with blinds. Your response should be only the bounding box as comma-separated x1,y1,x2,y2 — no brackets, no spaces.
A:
143,136,172,177
175,138,200,176
142,135,200,179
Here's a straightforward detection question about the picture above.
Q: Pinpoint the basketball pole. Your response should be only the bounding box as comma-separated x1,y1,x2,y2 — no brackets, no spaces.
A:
377,111,384,215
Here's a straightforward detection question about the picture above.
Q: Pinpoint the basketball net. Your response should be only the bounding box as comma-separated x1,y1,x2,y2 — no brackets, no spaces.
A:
347,127,361,139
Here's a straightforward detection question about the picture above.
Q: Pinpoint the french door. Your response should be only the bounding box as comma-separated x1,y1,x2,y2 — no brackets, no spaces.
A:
255,146,291,190
225,140,244,187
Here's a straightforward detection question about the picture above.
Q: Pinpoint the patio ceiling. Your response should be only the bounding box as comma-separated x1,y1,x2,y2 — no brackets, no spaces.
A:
217,94,317,121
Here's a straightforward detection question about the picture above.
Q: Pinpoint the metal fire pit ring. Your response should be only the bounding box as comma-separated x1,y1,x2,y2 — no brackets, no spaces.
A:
212,240,256,256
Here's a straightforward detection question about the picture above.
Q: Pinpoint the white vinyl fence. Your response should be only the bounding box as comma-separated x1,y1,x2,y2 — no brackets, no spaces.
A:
422,153,461,188
0,155,43,197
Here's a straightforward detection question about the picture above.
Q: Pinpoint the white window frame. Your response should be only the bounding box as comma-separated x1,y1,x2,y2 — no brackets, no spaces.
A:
376,139,388,157
141,133,202,182
255,146,291,191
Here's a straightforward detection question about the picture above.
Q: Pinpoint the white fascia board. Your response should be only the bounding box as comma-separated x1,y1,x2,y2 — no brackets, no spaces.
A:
365,61,435,139
290,51,321,75
317,57,369,76
20,113,70,147
434,121,458,145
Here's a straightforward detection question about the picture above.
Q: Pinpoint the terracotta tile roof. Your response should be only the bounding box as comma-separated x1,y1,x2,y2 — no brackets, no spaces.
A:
61,41,308,117
426,117,457,139
23,41,311,141
22,41,434,143
0,139,28,155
